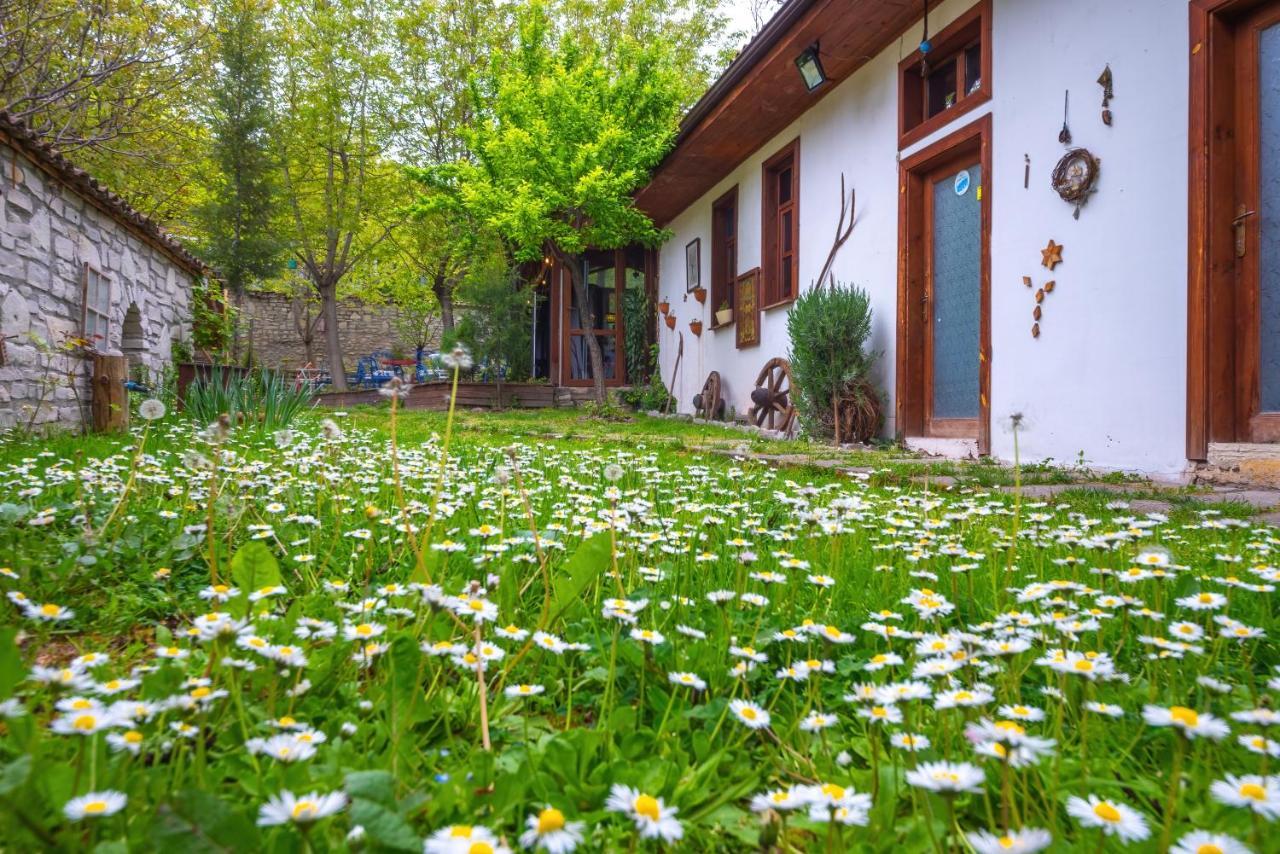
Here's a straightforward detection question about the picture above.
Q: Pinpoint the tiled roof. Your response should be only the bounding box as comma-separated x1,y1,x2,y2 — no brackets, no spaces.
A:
0,111,209,276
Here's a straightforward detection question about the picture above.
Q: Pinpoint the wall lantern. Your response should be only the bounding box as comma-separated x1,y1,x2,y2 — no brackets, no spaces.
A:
794,44,826,92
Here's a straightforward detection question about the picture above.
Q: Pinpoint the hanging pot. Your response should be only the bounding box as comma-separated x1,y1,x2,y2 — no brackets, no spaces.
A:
658,300,670,316
689,319,703,336
664,314,677,330
692,287,708,305
715,308,734,326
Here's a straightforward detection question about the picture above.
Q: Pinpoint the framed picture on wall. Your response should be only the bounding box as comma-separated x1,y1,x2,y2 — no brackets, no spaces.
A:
735,267,761,349
685,238,701,292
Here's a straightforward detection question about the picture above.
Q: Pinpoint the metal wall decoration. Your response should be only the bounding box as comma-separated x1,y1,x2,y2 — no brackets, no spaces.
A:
1058,90,1071,145
1051,148,1099,218
1027,243,1062,338
1097,64,1114,125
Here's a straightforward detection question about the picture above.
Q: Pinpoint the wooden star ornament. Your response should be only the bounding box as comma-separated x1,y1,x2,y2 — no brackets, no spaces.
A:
1041,239,1064,270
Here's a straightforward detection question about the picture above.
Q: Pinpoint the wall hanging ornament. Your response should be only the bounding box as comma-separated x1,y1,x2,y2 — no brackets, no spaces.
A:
1058,90,1072,145
1040,239,1064,270
919,0,932,77
1051,147,1100,219
1097,63,1114,125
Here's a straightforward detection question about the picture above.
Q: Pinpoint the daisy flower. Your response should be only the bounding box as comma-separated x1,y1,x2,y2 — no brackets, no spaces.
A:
667,672,706,691
504,684,546,699
519,806,585,853
729,699,771,730
965,828,1053,854
1209,774,1280,818
64,790,127,820
1065,795,1150,841
256,790,347,826
1142,705,1231,739
605,784,682,843
905,761,985,794
1170,831,1251,854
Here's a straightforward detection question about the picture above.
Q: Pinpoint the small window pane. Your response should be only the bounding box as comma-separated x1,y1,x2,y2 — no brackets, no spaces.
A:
778,167,792,203
782,212,793,252
781,259,792,297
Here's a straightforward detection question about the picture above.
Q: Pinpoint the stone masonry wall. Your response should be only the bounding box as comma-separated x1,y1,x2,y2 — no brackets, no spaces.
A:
0,141,195,432
237,291,439,372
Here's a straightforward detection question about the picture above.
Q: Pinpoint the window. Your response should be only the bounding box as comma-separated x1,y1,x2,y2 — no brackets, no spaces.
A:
710,187,737,326
82,264,111,346
762,139,799,307
898,0,991,149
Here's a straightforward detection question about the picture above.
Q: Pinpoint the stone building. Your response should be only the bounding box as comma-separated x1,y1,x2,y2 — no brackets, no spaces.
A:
0,112,204,431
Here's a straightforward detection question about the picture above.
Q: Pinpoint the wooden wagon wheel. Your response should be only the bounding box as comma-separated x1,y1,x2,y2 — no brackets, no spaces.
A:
749,357,796,433
692,371,723,421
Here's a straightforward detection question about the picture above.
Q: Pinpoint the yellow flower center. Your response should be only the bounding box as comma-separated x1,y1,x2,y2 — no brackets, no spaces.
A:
820,783,845,800
740,707,757,720
450,826,473,838
191,687,211,699
536,807,566,833
71,699,93,709
1170,706,1199,727
998,836,1015,849
634,795,660,821
74,715,97,731
1092,802,1121,823
124,731,142,743
1074,660,1094,672
40,604,61,616
1195,846,1224,854
292,800,317,818
213,585,229,593
469,845,494,854
1240,783,1267,800
83,800,108,814
355,624,374,636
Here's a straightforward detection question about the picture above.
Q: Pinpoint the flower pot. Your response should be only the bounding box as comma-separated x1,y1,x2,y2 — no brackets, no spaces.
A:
692,287,708,304
664,314,677,330
715,308,733,326
658,300,670,316
689,320,703,336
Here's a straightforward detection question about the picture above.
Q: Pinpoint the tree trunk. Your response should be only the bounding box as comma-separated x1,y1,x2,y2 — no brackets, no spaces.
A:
433,275,455,334
561,251,606,404
320,282,347,391
91,353,129,433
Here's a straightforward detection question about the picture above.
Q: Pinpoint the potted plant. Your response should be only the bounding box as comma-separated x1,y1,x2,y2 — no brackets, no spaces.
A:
689,319,703,336
692,286,708,304
714,299,733,327
664,314,677,330
658,299,670,316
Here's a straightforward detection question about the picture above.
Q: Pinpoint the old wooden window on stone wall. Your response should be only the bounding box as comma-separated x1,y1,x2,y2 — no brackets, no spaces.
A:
82,263,111,348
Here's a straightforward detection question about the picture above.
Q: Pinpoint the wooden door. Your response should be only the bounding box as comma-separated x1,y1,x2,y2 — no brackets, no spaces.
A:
562,250,621,387
1190,0,1280,453
1234,1,1280,441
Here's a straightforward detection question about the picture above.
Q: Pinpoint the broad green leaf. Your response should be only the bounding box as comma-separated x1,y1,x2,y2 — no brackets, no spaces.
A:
150,789,259,852
345,770,396,807
551,532,611,620
227,541,281,618
0,626,23,699
349,798,421,852
0,755,31,796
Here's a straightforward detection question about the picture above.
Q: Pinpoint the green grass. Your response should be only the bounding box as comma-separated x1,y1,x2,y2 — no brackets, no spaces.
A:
0,406,1276,852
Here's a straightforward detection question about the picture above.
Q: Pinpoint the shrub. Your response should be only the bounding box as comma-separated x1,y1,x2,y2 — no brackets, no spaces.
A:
184,367,313,431
785,282,883,443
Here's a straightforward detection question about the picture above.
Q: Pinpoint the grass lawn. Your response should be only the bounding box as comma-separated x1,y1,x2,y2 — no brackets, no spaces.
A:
0,403,1276,852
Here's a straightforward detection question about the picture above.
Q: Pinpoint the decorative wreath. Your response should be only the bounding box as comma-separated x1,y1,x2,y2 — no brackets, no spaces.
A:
1051,148,1100,217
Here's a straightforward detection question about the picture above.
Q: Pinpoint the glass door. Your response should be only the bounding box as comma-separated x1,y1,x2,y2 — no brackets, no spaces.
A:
565,250,619,385
924,160,982,435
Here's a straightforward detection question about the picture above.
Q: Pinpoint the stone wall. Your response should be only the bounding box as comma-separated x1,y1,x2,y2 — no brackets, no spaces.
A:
237,290,440,372
0,142,195,432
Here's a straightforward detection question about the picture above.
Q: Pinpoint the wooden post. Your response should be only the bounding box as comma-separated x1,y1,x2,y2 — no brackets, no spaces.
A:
91,352,129,433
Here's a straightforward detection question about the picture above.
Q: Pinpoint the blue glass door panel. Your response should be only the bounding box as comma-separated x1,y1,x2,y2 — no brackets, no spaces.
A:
1260,22,1280,412
930,163,982,421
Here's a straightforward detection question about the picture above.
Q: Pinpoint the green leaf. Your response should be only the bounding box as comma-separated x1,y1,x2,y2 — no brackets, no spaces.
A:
551,532,611,620
150,789,259,852
349,797,421,852
409,548,444,586
345,770,396,807
0,626,23,699
227,541,281,618
0,755,32,796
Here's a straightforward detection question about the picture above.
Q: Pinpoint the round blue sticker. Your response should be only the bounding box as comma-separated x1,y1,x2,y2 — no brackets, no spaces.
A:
954,170,971,196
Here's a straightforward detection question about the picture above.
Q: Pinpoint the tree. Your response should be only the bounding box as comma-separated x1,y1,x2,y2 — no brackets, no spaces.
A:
453,265,532,406
423,2,683,402
275,0,400,390
198,0,282,296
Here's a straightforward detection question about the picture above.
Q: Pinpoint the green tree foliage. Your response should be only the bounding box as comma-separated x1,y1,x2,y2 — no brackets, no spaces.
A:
420,1,684,402
197,0,283,296
452,266,533,400
785,282,883,444
275,0,401,389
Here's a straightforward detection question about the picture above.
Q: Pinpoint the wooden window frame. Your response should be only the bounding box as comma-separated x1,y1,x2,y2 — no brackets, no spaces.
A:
761,138,800,309
898,0,992,150
81,262,111,349
710,186,738,328
896,114,992,454
1188,0,1280,458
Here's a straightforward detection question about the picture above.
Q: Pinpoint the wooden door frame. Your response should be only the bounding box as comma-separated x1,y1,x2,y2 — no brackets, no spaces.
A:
896,113,992,453
1189,0,1280,457
556,249,641,388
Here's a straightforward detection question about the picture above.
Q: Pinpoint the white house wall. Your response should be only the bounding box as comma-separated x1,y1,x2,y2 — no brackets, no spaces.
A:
655,0,1190,475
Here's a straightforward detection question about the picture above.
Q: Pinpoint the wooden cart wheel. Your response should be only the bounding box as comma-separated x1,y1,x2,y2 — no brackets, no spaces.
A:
692,371,723,421
749,357,796,433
